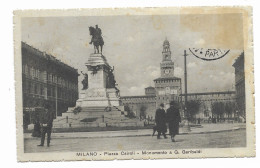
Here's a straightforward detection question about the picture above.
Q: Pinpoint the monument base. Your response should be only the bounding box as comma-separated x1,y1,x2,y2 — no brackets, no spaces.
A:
76,88,120,107
53,53,143,129
52,105,144,129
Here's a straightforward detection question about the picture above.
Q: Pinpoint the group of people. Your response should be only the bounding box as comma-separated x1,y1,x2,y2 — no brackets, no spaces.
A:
33,101,180,147
155,101,181,142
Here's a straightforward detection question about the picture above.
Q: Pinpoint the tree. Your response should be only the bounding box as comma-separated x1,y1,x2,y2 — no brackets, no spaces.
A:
225,102,234,118
186,100,201,121
139,105,147,119
125,105,135,118
211,102,225,118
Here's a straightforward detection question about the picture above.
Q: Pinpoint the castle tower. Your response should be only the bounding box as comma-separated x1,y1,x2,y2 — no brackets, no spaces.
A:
160,39,175,77
154,39,182,108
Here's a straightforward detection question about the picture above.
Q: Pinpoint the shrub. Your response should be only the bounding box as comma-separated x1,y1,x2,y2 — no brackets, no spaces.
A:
73,106,82,115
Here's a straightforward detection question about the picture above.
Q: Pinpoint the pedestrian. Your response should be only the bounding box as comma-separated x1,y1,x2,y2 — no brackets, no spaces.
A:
166,101,181,142
32,119,41,137
155,103,167,139
38,104,53,147
208,116,211,123
32,107,42,137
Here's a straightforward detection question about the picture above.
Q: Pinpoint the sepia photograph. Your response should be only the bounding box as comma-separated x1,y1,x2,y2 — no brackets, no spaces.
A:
14,7,255,161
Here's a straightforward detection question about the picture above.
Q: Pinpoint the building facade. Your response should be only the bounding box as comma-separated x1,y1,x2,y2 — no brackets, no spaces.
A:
121,95,156,119
233,52,245,118
121,39,181,118
22,42,79,125
145,86,156,96
120,39,237,121
180,91,236,119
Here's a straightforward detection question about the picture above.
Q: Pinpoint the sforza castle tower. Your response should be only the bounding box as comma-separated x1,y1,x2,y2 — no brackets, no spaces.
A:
121,39,182,118
154,39,182,108
121,38,236,119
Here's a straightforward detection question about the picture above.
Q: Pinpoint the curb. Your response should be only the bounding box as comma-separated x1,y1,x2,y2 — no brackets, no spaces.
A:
24,127,245,140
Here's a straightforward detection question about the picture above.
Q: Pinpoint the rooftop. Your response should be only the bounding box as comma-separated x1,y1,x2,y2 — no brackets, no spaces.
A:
145,86,155,89
232,52,244,67
121,95,156,99
22,41,78,73
180,91,236,96
154,76,181,81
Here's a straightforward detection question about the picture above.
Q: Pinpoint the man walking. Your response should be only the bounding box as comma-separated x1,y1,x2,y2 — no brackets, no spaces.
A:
38,104,53,147
166,101,181,142
155,103,167,139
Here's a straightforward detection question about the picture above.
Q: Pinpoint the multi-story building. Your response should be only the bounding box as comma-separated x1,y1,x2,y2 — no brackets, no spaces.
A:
233,52,246,118
22,42,79,126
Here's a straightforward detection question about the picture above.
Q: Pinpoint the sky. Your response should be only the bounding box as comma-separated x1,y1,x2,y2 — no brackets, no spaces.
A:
21,14,244,96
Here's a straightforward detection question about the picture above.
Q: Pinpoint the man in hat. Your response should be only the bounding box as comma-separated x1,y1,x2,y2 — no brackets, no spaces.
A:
38,104,53,147
166,101,181,142
155,103,167,139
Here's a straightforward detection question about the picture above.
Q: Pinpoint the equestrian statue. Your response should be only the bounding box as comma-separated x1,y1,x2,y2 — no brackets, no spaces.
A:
89,25,104,54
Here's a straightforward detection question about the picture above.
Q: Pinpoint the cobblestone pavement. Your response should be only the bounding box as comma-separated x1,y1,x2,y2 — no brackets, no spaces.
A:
24,129,246,153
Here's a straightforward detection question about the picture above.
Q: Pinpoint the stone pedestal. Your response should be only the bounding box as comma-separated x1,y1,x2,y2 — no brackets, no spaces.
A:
76,53,121,107
53,53,145,129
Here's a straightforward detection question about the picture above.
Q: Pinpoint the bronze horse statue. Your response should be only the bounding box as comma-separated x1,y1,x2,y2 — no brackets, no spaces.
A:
89,26,104,54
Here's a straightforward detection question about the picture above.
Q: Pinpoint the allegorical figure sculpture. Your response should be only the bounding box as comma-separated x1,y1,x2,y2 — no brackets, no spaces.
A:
81,71,88,90
106,67,116,88
89,25,104,54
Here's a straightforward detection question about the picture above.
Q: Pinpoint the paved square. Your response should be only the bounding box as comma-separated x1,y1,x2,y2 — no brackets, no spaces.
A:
24,129,246,153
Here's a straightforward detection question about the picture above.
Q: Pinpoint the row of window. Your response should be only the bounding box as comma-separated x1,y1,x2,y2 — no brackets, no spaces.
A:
23,64,43,80
155,80,180,84
22,64,77,91
47,73,77,90
47,86,77,101
23,81,78,102
23,81,45,96
157,96,179,100
182,94,235,99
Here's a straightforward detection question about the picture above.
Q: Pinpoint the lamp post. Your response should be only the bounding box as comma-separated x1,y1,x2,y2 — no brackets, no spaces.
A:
184,50,188,119
182,50,191,132
55,79,58,119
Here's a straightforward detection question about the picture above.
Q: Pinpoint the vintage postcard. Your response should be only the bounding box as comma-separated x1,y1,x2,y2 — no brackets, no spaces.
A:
14,7,255,161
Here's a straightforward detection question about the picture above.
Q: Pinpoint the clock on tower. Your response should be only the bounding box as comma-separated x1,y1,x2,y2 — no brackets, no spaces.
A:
164,69,170,74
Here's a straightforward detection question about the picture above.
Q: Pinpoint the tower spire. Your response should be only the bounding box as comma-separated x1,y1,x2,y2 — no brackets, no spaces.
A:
162,38,171,61
160,38,174,77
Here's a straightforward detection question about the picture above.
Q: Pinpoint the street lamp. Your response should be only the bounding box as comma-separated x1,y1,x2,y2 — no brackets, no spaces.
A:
182,50,191,132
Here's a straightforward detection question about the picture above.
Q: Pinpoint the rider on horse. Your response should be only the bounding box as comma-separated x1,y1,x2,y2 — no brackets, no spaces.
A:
89,25,104,54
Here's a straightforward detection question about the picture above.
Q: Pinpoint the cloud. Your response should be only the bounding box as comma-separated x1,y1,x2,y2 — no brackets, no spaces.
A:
174,67,183,77
146,65,160,78
121,84,146,96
